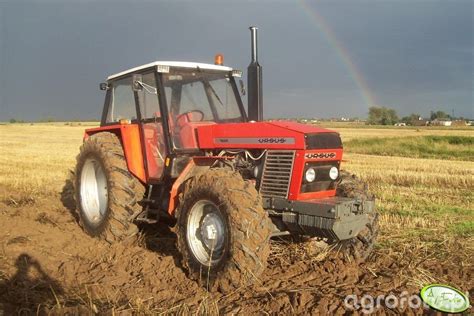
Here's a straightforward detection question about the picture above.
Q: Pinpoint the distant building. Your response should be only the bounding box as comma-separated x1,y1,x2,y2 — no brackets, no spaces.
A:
430,119,452,126
412,119,430,126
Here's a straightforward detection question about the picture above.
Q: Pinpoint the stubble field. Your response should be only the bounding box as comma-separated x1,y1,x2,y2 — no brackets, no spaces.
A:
0,123,472,315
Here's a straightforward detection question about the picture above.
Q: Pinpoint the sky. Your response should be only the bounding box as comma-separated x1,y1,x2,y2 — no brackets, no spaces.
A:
0,0,472,121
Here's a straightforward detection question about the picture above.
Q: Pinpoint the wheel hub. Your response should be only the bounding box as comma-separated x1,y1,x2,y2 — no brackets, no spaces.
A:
186,200,226,266
200,212,225,251
80,158,108,224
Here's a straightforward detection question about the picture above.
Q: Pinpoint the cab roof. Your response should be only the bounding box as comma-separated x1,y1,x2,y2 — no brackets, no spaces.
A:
107,61,233,80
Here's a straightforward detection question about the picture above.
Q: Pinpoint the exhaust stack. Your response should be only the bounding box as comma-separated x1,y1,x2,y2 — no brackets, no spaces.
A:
247,26,263,121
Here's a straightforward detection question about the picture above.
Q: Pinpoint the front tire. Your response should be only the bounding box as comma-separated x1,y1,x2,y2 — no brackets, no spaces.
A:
74,132,145,243
335,171,379,261
175,169,271,291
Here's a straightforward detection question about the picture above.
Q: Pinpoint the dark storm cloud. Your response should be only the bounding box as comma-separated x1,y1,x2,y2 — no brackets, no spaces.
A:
0,0,472,121
313,0,473,117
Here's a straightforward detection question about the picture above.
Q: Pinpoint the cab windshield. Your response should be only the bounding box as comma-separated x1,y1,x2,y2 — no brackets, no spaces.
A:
161,68,244,123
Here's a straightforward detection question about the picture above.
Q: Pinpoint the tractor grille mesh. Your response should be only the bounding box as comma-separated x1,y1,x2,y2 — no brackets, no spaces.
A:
259,150,295,198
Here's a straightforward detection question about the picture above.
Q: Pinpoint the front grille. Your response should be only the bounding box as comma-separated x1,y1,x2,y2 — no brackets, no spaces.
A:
306,133,342,149
301,161,339,193
259,150,295,198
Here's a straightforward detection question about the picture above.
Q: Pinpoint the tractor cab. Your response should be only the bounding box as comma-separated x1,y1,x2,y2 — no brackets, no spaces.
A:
98,62,245,181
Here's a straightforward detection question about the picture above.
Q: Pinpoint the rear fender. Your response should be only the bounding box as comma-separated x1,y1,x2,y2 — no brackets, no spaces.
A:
84,124,146,183
167,157,231,216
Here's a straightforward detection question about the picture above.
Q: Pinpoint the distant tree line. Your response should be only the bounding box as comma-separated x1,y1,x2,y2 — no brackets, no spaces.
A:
367,106,399,125
367,107,466,126
8,118,55,123
7,117,98,123
9,118,26,123
399,113,421,124
429,111,451,120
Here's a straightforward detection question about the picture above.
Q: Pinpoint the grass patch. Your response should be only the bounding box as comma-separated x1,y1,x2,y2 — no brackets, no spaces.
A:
426,135,474,145
314,122,474,131
449,221,474,237
422,205,473,217
379,203,473,218
345,135,474,161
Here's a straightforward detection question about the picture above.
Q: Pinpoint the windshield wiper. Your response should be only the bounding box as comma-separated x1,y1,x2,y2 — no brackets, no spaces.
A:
207,83,224,107
136,81,158,95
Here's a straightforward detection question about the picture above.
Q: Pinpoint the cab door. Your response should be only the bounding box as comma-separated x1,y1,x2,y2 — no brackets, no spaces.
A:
135,72,166,181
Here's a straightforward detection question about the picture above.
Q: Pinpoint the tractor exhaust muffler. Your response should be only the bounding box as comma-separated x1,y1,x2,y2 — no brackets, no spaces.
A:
247,26,263,121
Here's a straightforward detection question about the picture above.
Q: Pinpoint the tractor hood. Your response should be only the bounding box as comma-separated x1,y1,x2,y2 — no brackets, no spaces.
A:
196,121,339,150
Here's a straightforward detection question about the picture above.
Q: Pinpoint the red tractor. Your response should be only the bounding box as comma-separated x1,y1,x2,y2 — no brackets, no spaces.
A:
74,27,378,289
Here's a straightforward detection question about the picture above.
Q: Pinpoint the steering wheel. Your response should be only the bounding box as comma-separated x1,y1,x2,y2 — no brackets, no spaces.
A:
175,110,205,124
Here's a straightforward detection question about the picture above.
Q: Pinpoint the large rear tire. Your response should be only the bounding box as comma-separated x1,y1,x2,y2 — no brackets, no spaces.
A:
335,171,379,261
74,132,145,243
175,169,271,291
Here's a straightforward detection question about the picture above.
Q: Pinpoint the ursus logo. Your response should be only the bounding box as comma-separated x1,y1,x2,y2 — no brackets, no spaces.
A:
257,138,287,144
305,152,336,159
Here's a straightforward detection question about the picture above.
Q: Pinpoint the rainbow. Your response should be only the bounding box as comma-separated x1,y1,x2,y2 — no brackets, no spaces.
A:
299,0,377,108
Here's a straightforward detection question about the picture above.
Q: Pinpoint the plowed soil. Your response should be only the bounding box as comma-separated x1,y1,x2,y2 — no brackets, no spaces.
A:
0,183,472,315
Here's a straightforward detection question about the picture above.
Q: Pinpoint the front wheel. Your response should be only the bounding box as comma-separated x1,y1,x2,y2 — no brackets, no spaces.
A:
335,171,379,261
175,169,271,291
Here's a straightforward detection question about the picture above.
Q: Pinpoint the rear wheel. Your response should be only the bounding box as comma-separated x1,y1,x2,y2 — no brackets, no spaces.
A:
335,171,379,261
74,132,145,243
175,169,271,291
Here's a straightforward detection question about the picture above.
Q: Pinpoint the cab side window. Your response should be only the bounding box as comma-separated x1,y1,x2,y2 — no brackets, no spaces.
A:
138,73,160,119
136,71,166,180
106,77,137,123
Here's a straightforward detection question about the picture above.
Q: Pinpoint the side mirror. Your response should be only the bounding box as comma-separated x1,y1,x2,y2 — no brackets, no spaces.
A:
239,79,246,96
132,74,143,91
99,82,109,91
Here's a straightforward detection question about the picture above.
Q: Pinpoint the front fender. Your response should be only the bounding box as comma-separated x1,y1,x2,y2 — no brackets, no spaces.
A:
167,157,232,216
84,124,146,183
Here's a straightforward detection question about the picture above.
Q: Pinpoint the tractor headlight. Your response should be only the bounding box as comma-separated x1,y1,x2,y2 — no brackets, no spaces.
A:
329,166,339,180
305,168,316,182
